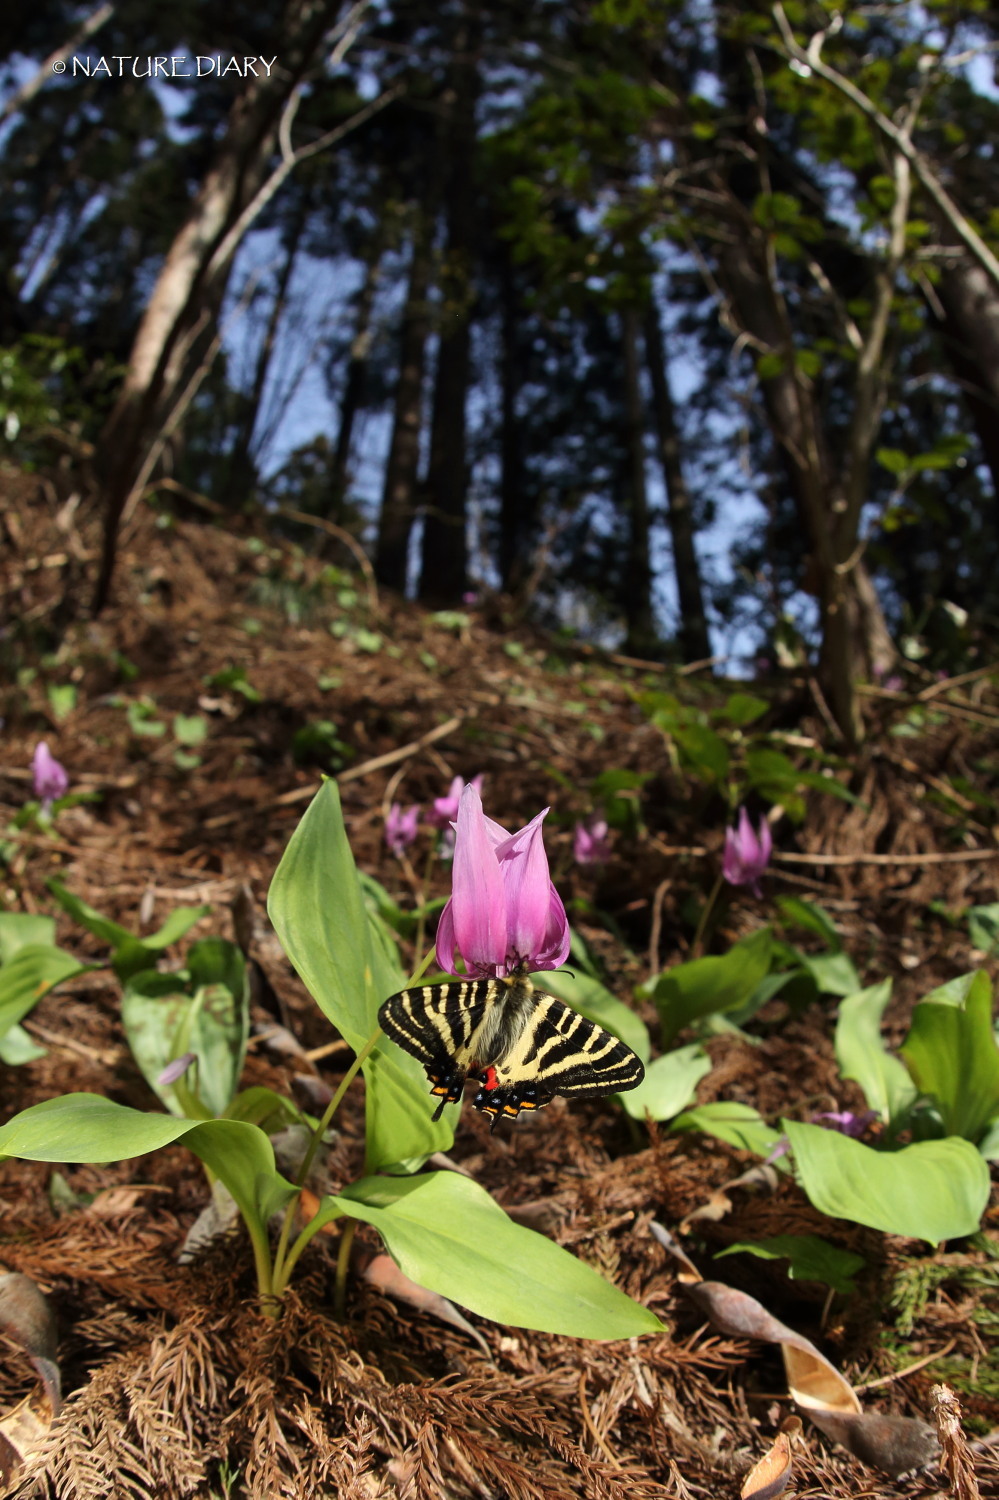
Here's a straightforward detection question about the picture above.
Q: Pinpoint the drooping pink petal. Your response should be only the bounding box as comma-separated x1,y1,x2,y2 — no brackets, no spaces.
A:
449,785,507,975
32,741,69,805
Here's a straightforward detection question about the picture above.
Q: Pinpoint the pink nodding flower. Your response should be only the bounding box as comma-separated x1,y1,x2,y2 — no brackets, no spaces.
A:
430,773,483,829
385,803,420,857
722,808,773,898
32,741,69,810
435,784,570,979
574,817,610,866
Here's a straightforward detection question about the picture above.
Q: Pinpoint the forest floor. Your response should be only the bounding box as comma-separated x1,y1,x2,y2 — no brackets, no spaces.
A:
1,479,998,1500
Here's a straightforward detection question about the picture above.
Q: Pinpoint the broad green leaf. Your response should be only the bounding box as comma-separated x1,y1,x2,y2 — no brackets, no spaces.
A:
977,1118,999,1161
968,905,999,953
0,945,90,1036
46,880,208,979
920,971,981,1006
122,939,249,1118
716,1234,864,1295
776,897,840,949
334,1172,662,1338
141,905,211,952
784,1123,989,1244
835,982,916,1129
618,1044,710,1121
0,913,56,963
672,1101,787,1164
0,1094,294,1239
719,692,768,726
0,1023,47,1064
673,725,729,783
654,929,773,1046
746,746,798,795
224,1087,304,1132
267,780,452,1170
535,968,650,1062
795,949,860,997
47,880,131,947
900,972,999,1142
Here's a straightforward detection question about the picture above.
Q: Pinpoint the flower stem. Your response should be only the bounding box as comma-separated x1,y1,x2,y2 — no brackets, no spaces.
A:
334,1219,357,1319
413,845,436,960
270,1025,383,1294
692,871,724,958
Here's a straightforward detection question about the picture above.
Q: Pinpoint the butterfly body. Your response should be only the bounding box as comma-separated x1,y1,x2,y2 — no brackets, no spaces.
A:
378,970,644,1127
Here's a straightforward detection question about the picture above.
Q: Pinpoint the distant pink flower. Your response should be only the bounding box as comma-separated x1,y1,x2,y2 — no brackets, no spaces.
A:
574,817,610,865
462,591,479,606
722,808,772,898
32,741,69,810
157,1052,196,1087
430,774,483,829
812,1109,880,1138
435,784,570,978
385,803,420,856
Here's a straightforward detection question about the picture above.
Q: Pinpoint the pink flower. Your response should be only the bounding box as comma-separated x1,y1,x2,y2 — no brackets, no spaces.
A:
430,773,483,829
435,784,570,978
722,808,773,898
574,817,610,865
385,803,420,856
32,741,69,809
157,1052,196,1087
812,1109,880,1138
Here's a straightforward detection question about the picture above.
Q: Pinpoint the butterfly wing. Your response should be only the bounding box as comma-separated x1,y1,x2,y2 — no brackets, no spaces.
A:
378,979,501,1117
474,990,645,1125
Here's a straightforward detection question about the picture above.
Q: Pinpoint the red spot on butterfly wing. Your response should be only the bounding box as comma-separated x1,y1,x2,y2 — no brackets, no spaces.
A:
480,1065,499,1091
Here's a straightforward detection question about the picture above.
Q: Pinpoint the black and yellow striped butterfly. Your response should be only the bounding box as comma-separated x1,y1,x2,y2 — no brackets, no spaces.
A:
378,968,644,1128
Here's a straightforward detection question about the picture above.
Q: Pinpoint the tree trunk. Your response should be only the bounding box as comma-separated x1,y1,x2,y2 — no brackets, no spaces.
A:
374,210,434,592
227,192,311,505
934,254,999,499
718,236,895,741
93,0,336,612
330,236,384,519
417,3,481,606
643,304,711,663
498,255,530,593
620,306,658,655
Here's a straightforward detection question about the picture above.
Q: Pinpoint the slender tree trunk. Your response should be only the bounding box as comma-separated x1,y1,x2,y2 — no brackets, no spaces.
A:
418,3,481,606
374,210,434,591
330,235,384,519
620,306,657,655
644,305,711,662
227,192,310,505
719,236,895,741
498,256,530,593
93,0,337,612
933,255,999,499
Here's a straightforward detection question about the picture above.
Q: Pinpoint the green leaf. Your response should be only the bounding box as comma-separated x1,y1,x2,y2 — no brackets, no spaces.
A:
0,1023,47,1064
46,880,208,979
0,913,56,963
267,780,453,1170
672,725,729,783
334,1171,662,1338
47,684,77,721
900,972,999,1142
756,351,786,380
534,968,650,1062
784,1123,989,1244
0,945,90,1036
719,692,769,726
968,905,999,954
672,1101,787,1163
142,904,212,952
745,746,798,797
835,982,916,1128
715,1234,864,1295
875,447,912,477
0,1095,294,1240
618,1044,710,1121
776,897,840,949
173,713,208,747
47,880,132,948
794,949,861,997
654,929,773,1046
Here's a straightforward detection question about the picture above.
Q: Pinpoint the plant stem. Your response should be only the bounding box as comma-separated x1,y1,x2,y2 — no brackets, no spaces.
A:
406,943,437,987
334,1218,357,1318
413,845,435,960
272,1207,344,1297
692,871,724,958
270,1024,383,1294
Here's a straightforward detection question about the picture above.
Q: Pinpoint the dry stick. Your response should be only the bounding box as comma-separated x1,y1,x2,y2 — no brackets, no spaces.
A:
577,1371,621,1469
918,663,999,702
273,504,379,613
201,717,466,830
855,1338,957,1393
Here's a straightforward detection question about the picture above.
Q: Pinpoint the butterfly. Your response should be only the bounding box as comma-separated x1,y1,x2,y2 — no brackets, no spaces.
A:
377,968,645,1129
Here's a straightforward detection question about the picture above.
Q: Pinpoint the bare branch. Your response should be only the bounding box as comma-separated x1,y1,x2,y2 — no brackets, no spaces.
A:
0,1,114,125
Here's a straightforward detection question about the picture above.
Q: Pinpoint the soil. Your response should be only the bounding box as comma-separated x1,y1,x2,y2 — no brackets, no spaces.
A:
1,479,998,1498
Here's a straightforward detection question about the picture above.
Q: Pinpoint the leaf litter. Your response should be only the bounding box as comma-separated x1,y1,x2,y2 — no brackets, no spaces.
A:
0,490,998,1496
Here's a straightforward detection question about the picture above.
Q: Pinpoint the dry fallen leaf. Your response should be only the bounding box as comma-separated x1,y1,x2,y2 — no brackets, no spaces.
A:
680,1164,780,1234
652,1221,938,1478
360,1252,492,1358
741,1426,794,1500
0,1272,60,1414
